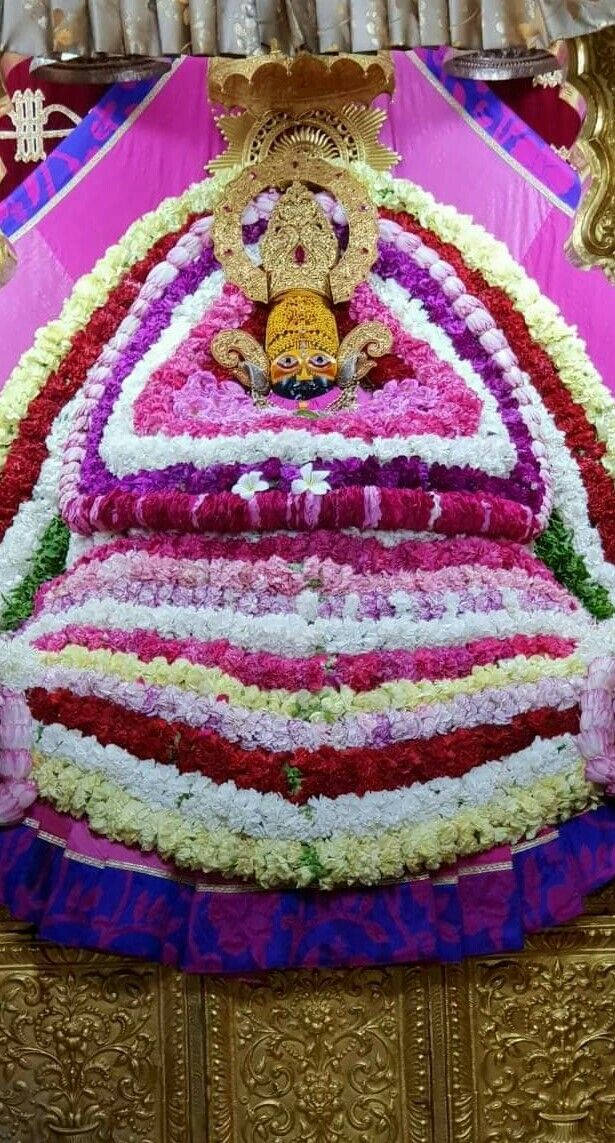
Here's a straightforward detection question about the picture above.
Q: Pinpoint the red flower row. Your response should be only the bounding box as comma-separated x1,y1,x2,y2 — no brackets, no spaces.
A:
28,686,580,802
36,624,576,695
68,483,536,540
381,208,615,561
0,217,199,544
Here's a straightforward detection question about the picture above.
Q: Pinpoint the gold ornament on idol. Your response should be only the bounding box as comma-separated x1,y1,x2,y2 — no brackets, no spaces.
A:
210,152,392,410
208,52,397,409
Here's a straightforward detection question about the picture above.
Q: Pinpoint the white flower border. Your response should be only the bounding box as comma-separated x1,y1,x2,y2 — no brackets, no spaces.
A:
17,595,593,658
34,720,582,843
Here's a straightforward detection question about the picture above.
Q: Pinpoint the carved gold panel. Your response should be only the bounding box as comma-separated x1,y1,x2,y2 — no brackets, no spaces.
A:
584,878,615,915
564,28,615,281
0,903,614,1142
443,918,615,1143
0,916,207,1142
204,965,437,1143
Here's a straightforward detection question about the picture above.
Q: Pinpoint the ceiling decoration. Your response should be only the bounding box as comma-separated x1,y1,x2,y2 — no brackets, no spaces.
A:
0,1,613,58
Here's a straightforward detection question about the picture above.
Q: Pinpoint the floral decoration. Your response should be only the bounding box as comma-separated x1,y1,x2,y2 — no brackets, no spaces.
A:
0,164,614,888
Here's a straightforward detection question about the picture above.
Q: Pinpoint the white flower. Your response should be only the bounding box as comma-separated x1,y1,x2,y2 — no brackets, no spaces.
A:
291,463,331,496
231,471,270,500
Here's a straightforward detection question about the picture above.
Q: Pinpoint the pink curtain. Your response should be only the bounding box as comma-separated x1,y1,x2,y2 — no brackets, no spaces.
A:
1,51,613,393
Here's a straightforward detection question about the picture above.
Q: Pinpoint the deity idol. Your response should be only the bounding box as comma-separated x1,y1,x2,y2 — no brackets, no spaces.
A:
0,53,613,970
210,172,392,414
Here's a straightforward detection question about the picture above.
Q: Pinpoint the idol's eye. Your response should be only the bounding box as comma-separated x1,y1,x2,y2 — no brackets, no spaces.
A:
310,354,332,368
277,355,298,370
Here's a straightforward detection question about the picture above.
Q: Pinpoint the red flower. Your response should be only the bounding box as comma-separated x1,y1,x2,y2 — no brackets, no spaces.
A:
28,687,579,802
0,216,199,543
380,207,615,560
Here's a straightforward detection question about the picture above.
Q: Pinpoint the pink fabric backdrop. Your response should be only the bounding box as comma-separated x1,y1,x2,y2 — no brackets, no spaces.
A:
1,53,614,391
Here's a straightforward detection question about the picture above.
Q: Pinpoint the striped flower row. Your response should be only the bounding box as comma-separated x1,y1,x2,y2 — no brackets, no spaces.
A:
31,744,594,887
1,164,615,859
1,171,614,625
5,531,597,842
53,211,554,540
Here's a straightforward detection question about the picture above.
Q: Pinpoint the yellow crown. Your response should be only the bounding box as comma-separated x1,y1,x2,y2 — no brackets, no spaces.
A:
265,291,339,360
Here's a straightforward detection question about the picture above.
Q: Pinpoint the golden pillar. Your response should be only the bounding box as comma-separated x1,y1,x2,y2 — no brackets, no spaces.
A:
564,27,615,282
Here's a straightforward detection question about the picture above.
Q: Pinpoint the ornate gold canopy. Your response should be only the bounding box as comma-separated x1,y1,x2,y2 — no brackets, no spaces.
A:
208,51,395,113
208,50,398,174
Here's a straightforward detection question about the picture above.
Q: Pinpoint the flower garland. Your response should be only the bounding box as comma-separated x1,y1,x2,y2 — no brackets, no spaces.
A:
0,688,36,822
55,222,554,540
29,642,584,721
2,523,600,879
32,746,594,888
535,511,615,621
31,717,586,843
579,658,615,794
0,219,207,630
1,163,615,880
2,169,611,613
0,518,69,632
367,175,615,576
0,173,232,467
28,685,580,799
2,169,612,569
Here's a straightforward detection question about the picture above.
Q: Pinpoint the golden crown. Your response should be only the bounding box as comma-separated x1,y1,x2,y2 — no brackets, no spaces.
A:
265,291,339,360
261,182,338,300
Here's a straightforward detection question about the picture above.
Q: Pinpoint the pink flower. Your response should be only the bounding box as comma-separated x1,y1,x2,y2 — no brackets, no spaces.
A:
586,754,615,786
172,373,252,421
0,780,37,824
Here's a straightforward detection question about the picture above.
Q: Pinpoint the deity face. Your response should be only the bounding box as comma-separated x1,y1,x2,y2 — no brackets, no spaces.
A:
269,341,338,401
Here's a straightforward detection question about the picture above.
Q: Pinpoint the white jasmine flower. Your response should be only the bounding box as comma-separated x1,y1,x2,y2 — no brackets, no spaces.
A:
291,463,331,496
232,471,270,500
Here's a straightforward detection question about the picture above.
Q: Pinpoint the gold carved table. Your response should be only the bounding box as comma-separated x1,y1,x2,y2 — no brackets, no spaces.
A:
0,884,613,1142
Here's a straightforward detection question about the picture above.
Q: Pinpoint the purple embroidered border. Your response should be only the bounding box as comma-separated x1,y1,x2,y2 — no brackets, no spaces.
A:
419,48,581,210
0,804,613,972
0,78,157,238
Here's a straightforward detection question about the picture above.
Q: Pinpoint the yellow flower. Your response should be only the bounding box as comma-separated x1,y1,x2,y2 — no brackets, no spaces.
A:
32,750,594,889
39,646,584,722
356,165,615,488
